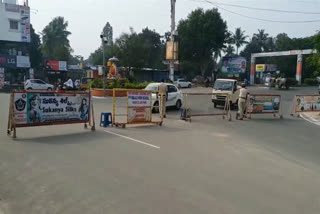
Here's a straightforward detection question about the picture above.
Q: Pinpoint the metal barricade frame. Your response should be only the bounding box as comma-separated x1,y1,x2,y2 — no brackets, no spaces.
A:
180,92,232,122
246,94,283,119
291,94,320,117
112,88,164,128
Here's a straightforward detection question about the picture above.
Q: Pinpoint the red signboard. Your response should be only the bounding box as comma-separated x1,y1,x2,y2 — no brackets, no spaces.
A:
44,60,67,71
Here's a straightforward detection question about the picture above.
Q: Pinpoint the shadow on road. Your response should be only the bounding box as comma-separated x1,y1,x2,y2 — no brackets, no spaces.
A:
13,130,110,145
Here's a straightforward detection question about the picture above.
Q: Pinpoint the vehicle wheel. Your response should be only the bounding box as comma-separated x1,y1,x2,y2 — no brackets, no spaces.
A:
153,101,160,113
188,84,192,88
213,103,217,108
176,100,182,110
47,87,52,91
27,87,32,90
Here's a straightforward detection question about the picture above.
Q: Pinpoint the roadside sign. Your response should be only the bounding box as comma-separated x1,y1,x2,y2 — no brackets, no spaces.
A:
247,94,283,119
292,95,320,116
7,91,95,138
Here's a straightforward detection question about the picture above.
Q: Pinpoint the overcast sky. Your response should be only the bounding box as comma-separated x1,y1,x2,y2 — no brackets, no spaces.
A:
26,0,320,59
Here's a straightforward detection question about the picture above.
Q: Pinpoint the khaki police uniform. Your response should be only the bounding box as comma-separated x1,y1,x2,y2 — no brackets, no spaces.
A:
238,87,248,119
158,83,167,118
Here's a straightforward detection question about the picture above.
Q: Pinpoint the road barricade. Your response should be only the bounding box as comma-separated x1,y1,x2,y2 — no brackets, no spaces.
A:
7,90,95,139
246,94,283,119
180,93,232,122
291,95,320,117
112,89,163,128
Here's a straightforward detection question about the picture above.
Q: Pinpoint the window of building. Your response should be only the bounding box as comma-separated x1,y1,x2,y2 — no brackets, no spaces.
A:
9,20,19,30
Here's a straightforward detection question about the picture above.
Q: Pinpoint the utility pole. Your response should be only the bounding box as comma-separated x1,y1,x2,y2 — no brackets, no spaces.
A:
169,0,176,82
100,34,107,97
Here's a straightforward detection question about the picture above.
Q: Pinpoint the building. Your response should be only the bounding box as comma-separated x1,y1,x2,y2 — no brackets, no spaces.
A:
0,0,31,87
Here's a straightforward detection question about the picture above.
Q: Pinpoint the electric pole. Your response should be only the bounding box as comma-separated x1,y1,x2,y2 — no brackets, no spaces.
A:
100,34,107,97
169,0,176,82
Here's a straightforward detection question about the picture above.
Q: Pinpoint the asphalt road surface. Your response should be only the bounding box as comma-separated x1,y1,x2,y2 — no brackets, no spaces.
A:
0,86,320,214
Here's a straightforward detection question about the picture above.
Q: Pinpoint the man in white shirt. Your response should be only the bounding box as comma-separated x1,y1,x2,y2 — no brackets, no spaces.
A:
238,83,249,120
64,77,74,90
158,80,167,118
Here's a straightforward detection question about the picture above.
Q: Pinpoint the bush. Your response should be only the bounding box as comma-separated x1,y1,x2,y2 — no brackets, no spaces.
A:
304,78,318,86
89,78,103,89
90,78,149,89
286,78,298,88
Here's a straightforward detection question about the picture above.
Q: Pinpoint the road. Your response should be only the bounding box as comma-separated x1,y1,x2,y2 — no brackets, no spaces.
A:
0,86,319,214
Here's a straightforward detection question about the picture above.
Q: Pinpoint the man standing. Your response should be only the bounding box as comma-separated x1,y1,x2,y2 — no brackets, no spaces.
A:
64,77,74,90
158,80,167,118
238,83,249,120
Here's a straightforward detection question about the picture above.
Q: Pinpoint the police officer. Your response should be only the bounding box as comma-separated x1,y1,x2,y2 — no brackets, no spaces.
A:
238,83,249,120
158,80,167,118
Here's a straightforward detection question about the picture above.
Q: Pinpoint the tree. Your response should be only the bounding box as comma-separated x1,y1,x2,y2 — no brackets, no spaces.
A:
102,22,113,45
232,28,248,55
41,16,72,61
253,29,269,52
224,45,235,57
177,8,229,77
29,25,42,69
307,33,320,77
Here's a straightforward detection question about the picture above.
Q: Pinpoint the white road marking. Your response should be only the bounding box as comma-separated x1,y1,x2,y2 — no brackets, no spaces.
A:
104,130,160,149
300,113,320,126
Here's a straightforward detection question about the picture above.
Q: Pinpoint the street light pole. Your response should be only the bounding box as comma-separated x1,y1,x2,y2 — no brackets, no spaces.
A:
169,0,176,82
101,34,106,97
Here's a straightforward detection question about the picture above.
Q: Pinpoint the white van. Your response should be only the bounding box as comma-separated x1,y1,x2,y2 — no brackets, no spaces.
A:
212,79,240,108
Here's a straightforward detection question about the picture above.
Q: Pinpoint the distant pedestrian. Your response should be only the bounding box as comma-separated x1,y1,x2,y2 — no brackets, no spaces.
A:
237,83,249,120
64,77,74,90
158,79,167,118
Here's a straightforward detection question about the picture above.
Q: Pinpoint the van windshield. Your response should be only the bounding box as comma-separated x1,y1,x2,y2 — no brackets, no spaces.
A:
213,80,233,91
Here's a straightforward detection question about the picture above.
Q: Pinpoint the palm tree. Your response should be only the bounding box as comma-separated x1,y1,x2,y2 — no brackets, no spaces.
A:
253,29,269,52
232,28,248,55
224,45,235,57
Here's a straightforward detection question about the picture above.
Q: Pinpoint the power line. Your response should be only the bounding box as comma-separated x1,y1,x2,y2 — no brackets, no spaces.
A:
186,0,320,23
203,0,320,15
216,5,320,23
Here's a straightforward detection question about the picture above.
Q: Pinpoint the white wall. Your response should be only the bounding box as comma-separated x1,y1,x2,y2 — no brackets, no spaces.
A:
0,1,30,42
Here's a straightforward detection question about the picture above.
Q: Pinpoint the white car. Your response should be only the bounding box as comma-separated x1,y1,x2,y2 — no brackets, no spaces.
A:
145,83,184,112
174,79,192,88
25,79,54,91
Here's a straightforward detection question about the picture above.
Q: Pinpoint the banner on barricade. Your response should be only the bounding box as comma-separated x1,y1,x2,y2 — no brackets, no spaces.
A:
112,89,163,128
8,91,95,138
294,95,320,113
248,95,281,114
127,91,151,123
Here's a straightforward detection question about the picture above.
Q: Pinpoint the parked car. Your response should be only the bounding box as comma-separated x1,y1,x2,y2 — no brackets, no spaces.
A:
318,84,320,94
25,79,54,91
174,79,192,88
212,79,240,109
145,83,184,112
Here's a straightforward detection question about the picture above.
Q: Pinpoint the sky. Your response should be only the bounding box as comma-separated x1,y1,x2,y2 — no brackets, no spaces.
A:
25,0,320,59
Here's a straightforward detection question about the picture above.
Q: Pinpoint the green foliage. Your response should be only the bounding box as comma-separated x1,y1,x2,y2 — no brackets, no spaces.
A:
307,33,320,77
304,78,318,86
89,78,148,89
177,8,228,77
232,28,248,55
41,17,72,61
224,45,235,57
89,78,103,89
29,25,42,69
